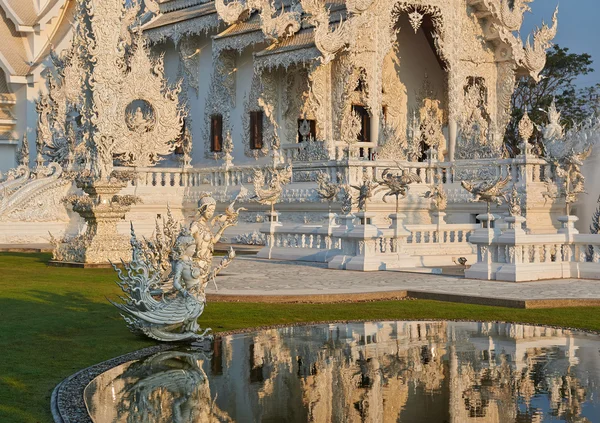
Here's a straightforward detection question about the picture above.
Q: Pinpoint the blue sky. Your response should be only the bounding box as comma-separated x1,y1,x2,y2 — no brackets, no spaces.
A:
523,0,600,87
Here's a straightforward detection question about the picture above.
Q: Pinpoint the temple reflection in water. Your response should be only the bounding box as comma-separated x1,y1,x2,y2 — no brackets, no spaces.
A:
85,321,600,422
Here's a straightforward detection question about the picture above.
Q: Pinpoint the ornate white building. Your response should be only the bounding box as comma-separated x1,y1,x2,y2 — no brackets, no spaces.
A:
0,0,75,171
6,0,600,281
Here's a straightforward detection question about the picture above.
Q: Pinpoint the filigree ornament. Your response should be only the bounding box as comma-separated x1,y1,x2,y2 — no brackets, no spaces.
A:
518,112,534,143
419,99,446,161
408,10,424,33
296,138,329,161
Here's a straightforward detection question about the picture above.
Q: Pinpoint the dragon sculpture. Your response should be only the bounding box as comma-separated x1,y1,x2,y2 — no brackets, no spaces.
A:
461,176,511,214
251,165,293,214
375,166,422,214
110,194,244,342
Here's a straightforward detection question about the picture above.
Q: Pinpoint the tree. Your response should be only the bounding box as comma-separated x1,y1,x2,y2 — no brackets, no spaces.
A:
505,45,600,154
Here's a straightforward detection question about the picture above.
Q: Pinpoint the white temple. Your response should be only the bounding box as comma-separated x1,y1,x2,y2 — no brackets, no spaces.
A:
2,0,600,280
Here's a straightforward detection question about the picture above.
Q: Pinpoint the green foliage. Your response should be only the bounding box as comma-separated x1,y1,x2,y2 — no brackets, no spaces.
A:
505,45,600,153
2,253,600,422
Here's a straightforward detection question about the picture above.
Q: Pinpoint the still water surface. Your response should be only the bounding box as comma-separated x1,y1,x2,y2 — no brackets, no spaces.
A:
85,321,600,422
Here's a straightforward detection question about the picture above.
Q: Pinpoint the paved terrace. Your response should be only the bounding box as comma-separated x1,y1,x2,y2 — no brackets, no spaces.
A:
207,257,600,309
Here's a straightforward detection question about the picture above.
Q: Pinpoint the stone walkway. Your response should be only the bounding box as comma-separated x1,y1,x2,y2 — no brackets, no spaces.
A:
206,257,600,308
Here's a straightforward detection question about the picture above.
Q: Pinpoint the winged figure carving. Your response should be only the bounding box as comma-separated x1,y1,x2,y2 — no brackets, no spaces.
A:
461,176,510,214
375,166,422,213
110,194,242,342
315,172,341,212
251,165,292,214
301,0,350,64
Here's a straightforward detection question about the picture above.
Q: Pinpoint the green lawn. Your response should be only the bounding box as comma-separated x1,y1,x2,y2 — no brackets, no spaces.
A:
2,252,600,423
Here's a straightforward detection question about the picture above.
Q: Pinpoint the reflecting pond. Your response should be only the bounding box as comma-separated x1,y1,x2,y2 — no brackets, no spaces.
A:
85,321,600,422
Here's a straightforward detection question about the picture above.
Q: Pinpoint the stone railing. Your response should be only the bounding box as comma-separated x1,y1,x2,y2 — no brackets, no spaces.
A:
118,165,257,188
117,156,554,191
405,223,477,244
257,213,478,269
466,215,600,282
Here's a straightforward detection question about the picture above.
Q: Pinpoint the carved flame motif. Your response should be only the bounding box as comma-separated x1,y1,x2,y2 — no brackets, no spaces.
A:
523,7,558,82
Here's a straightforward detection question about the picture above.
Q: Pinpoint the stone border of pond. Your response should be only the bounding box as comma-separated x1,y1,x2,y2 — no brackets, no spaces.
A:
51,319,600,423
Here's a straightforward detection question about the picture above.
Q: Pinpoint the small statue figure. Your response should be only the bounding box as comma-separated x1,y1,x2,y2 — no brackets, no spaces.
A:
461,176,510,214
190,194,243,278
423,176,448,213
505,185,522,217
127,106,155,134
350,177,376,212
340,185,353,215
315,172,341,213
251,165,293,215
111,194,243,342
375,166,422,214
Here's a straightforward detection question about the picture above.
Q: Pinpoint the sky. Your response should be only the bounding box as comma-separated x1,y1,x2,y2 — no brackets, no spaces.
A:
522,0,600,87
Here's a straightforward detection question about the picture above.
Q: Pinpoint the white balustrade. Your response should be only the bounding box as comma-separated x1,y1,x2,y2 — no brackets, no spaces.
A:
466,215,600,282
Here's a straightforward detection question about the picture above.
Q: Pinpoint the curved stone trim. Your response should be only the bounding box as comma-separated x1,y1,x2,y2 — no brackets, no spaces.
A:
51,343,174,423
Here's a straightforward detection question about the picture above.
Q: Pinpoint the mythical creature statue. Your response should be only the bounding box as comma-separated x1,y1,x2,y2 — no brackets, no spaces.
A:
423,177,448,213
375,166,422,213
215,0,251,25
301,0,350,64
259,0,302,40
350,177,376,212
252,165,293,214
461,176,511,214
111,194,243,342
541,101,600,214
315,172,342,213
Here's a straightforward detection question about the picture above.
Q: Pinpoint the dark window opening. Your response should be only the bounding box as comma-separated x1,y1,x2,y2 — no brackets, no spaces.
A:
352,105,371,143
249,111,263,150
297,119,317,142
210,114,223,152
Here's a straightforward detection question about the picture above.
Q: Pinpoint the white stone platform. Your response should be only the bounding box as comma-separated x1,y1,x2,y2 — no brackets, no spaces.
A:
206,257,600,309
